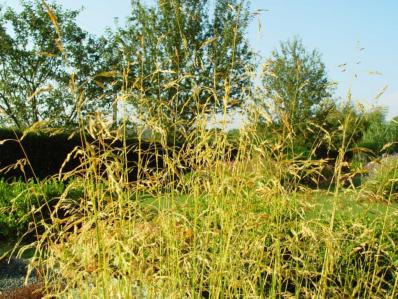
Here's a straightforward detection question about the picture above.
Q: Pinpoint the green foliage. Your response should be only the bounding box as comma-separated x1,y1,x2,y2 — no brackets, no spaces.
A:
322,101,366,153
0,0,110,129
358,108,398,156
361,155,398,202
226,128,240,146
0,179,66,240
1,2,397,298
111,0,254,137
260,37,334,146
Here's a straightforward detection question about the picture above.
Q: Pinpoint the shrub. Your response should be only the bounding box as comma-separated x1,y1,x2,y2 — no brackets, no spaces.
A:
359,115,398,155
361,155,398,202
0,179,68,241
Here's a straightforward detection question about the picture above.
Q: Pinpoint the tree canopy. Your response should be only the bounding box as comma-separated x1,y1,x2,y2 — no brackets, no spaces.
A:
111,0,255,138
261,38,334,142
0,1,110,129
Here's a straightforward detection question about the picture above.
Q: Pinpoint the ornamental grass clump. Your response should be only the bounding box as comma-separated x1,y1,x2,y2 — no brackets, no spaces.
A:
17,83,397,298
4,1,398,298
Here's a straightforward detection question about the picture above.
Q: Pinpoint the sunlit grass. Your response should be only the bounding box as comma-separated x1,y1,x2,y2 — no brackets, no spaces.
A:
11,130,396,298
1,2,397,298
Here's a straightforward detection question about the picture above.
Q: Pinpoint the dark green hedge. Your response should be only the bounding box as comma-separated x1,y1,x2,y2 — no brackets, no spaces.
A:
0,128,165,182
0,129,82,181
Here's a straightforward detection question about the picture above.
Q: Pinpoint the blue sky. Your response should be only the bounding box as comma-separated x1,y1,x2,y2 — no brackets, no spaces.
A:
3,0,398,118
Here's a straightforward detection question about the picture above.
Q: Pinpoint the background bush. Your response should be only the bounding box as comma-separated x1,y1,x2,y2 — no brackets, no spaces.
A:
361,155,398,202
0,179,67,240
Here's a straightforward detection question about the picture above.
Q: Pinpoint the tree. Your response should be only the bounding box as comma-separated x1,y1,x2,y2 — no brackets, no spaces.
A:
0,0,110,129
114,0,254,139
261,37,334,143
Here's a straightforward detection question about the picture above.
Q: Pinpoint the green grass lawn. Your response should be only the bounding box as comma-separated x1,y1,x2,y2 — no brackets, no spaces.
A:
140,188,398,226
306,190,398,222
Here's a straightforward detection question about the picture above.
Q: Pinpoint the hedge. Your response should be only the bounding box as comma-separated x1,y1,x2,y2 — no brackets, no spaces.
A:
0,128,165,182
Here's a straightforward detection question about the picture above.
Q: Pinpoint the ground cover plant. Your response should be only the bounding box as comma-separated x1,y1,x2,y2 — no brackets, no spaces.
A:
0,0,397,298
0,179,67,241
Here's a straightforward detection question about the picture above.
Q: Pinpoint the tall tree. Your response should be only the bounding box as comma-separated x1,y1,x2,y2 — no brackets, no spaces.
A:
114,0,254,138
0,0,110,129
261,37,334,142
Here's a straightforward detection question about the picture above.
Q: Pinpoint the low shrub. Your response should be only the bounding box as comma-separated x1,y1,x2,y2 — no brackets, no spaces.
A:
361,155,398,202
0,179,70,241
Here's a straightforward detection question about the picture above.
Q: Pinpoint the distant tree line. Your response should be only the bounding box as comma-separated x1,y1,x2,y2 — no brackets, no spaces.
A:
0,0,395,161
0,0,253,134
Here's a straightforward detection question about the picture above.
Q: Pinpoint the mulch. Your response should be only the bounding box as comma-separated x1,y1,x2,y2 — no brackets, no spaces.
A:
0,258,44,299
0,283,44,299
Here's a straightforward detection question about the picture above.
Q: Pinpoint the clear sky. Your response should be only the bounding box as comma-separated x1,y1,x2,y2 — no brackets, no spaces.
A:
3,0,398,118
